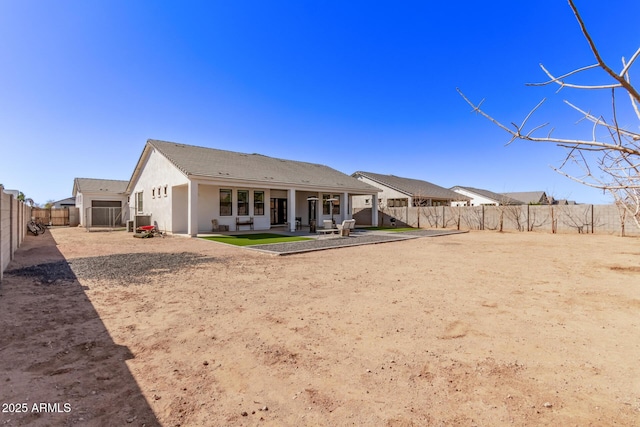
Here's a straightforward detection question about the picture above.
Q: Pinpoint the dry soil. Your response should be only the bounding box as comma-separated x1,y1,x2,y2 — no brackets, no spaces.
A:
1,228,639,426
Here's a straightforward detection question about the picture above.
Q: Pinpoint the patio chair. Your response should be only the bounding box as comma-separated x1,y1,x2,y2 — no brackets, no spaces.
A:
336,219,356,236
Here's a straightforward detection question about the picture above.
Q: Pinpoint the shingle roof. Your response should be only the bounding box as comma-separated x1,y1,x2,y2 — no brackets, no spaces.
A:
502,191,549,205
53,197,76,205
73,178,128,196
144,140,378,193
451,186,523,205
353,171,468,200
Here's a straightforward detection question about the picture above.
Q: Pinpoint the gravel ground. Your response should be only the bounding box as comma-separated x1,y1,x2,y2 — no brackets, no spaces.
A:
248,233,416,254
4,231,468,280
6,251,221,285
247,229,468,255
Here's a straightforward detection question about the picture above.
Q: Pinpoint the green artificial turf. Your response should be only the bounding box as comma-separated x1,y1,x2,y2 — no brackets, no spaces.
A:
200,233,313,246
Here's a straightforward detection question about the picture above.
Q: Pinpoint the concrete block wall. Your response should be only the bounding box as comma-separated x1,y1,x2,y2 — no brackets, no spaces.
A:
354,204,640,235
1,186,32,281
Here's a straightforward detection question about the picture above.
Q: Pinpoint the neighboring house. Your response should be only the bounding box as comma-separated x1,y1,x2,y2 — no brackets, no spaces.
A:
126,139,381,235
73,178,129,227
450,186,523,206
351,171,469,209
502,191,550,205
52,197,76,208
553,199,577,205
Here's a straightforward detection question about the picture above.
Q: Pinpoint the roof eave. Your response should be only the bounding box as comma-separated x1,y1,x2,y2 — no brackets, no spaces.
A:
354,172,412,196
188,173,380,194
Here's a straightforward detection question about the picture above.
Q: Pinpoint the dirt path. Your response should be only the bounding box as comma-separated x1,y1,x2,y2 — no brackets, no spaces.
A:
1,228,639,426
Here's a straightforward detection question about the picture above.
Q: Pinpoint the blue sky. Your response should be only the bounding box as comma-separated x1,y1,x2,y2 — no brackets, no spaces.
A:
1,0,638,205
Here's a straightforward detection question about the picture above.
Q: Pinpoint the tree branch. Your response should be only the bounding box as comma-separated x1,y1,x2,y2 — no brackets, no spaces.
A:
568,0,640,103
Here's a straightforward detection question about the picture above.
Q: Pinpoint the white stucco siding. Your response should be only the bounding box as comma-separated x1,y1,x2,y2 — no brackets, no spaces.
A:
76,193,129,227
451,188,498,206
351,195,371,210
294,192,313,225
129,149,190,232
171,185,188,233
196,185,272,232
353,176,409,208
197,184,217,232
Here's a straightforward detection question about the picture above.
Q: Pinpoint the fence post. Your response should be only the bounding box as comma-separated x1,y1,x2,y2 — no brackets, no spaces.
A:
527,205,530,232
0,186,3,282
442,205,445,228
18,198,22,247
9,194,14,262
481,205,485,230
591,204,594,234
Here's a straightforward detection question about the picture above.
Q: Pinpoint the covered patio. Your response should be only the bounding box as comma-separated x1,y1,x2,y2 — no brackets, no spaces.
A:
170,181,380,236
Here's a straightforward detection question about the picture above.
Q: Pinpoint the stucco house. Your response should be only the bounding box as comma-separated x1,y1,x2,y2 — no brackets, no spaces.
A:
351,171,469,208
126,139,381,236
73,178,129,227
502,191,550,205
450,186,523,206
52,197,76,208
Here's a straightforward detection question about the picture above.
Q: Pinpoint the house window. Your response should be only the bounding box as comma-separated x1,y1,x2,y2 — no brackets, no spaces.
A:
323,194,341,215
220,189,232,216
388,198,408,207
136,192,143,213
152,188,155,199
163,185,168,197
237,190,249,216
157,186,161,198
254,191,265,215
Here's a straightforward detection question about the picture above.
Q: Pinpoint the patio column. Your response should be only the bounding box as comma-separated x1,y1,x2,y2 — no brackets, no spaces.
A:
341,192,349,221
188,180,198,237
371,194,379,227
288,188,296,232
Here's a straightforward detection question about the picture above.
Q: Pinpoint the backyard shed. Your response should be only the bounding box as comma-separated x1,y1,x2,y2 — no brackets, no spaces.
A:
72,178,129,228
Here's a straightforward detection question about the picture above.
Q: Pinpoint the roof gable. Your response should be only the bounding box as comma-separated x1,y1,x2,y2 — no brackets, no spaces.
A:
73,178,128,196
128,140,379,193
353,171,467,200
502,191,548,204
451,186,523,205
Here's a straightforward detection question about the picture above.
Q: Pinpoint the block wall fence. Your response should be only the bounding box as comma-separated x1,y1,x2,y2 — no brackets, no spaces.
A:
1,185,32,281
354,204,639,236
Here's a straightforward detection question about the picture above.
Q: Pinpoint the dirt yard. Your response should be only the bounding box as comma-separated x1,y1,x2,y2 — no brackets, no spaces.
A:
1,228,639,426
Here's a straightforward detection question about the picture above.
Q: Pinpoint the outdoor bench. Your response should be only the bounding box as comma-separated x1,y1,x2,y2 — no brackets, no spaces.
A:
236,216,254,230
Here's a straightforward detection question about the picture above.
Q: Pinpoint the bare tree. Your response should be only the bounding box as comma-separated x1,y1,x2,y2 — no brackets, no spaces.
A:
411,190,435,228
422,205,442,228
504,204,526,232
462,205,484,230
376,198,396,227
458,0,640,231
526,204,550,232
615,202,628,237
